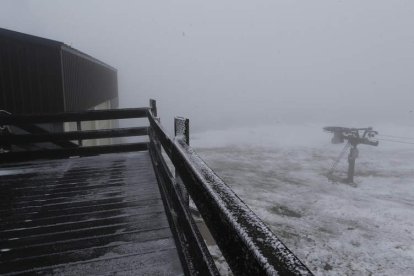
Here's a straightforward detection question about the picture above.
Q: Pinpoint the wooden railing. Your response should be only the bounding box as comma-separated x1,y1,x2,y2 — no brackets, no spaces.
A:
0,108,149,162
147,100,313,276
0,100,313,275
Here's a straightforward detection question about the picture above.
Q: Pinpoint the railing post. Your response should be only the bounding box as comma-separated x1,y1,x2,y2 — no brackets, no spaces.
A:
149,99,159,151
150,99,157,117
148,100,161,152
175,117,190,206
174,117,189,145
0,126,11,153
0,110,11,153
153,117,162,151
76,121,82,146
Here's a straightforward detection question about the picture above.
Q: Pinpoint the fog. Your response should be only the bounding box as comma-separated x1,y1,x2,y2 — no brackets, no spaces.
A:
1,0,413,132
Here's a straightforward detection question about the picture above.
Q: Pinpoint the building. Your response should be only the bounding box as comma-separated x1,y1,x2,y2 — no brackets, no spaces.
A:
0,28,118,145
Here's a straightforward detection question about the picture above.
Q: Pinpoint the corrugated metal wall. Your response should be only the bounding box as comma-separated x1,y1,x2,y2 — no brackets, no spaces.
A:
0,31,64,114
0,28,118,116
61,47,118,112
0,28,119,139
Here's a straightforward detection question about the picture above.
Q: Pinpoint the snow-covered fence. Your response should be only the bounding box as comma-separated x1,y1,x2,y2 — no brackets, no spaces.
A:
0,100,313,275
148,100,313,276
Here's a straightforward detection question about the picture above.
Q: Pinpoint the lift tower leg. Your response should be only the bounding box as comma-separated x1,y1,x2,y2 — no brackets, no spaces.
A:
346,146,358,183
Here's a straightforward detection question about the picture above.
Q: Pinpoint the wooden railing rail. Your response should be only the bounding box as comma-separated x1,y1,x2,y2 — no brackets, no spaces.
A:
147,100,313,276
0,108,148,125
0,127,148,144
0,108,150,162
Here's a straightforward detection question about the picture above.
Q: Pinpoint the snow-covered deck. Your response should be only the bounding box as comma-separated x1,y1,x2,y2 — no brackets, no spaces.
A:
0,151,183,275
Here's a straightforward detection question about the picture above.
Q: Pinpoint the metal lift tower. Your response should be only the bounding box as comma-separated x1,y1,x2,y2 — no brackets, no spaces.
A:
324,127,379,183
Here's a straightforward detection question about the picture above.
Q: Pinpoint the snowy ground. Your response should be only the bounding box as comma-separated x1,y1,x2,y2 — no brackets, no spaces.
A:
192,124,414,276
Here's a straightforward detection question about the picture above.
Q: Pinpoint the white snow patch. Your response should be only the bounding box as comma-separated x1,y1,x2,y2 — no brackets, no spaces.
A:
193,124,414,275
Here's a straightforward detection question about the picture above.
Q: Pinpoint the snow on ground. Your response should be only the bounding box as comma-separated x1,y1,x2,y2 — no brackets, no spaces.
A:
192,124,414,275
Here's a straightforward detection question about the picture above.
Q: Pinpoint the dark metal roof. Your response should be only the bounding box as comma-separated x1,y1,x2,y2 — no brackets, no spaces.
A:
62,45,116,72
0,27,62,47
0,27,115,71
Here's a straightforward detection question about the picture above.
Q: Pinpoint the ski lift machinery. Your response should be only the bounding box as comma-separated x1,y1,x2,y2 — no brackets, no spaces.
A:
323,127,378,183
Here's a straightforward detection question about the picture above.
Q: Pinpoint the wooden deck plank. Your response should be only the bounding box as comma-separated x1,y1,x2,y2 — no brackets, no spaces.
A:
0,228,173,262
0,203,165,230
0,152,184,275
4,248,183,276
0,198,162,224
0,238,178,274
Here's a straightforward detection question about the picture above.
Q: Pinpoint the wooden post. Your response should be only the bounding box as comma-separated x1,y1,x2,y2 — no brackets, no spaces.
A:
76,121,82,146
153,117,162,151
175,117,190,206
149,100,160,151
0,125,11,152
174,117,189,145
149,99,157,117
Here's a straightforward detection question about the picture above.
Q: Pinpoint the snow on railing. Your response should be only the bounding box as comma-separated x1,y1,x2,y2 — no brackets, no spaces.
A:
147,100,313,276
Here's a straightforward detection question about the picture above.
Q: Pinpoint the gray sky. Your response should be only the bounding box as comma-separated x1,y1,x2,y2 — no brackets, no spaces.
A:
1,0,414,131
